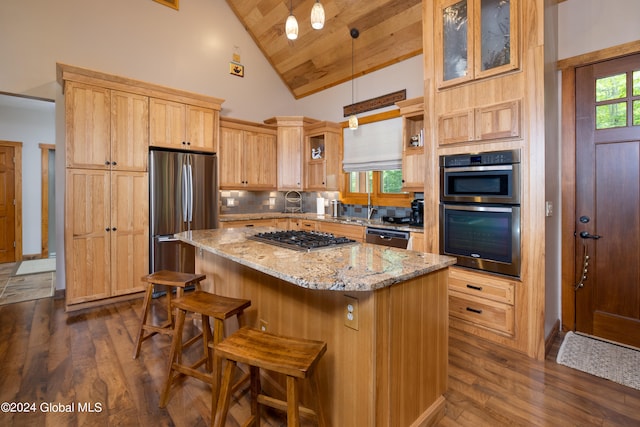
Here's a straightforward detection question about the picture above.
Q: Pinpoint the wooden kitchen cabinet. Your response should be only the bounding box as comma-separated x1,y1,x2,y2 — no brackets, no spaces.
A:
438,100,520,145
410,231,425,252
435,0,519,89
288,219,318,232
447,267,516,336
149,98,217,152
65,82,148,171
317,221,364,242
58,62,223,311
265,116,316,191
396,97,426,191
65,169,148,305
277,125,303,190
219,119,277,190
304,121,341,191
220,218,278,229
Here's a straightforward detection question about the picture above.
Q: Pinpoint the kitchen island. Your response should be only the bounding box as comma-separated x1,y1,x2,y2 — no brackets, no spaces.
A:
176,228,456,426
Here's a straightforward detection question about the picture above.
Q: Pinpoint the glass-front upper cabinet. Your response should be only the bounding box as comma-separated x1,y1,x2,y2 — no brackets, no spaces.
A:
436,0,519,88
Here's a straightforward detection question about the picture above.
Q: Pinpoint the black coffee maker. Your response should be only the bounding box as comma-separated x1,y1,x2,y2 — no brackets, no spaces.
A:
410,199,424,226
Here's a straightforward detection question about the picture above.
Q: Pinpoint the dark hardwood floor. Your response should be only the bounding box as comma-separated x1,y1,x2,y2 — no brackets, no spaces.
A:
1,295,639,426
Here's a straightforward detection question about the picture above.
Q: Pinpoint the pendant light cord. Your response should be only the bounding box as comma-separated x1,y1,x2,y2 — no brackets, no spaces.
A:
351,36,354,105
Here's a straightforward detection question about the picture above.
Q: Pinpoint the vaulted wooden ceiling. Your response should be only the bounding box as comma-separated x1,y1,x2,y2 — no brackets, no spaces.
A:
225,0,423,99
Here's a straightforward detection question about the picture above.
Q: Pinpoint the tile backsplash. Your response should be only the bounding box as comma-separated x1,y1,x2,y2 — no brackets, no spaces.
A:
219,191,421,220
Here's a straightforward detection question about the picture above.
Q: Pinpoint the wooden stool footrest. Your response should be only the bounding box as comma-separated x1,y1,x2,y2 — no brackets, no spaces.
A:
257,394,318,420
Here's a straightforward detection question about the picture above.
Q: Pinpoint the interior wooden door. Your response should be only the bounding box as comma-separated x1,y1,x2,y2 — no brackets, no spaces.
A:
575,53,640,347
0,145,16,263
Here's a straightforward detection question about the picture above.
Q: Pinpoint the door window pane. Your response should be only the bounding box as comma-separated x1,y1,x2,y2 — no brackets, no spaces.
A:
634,100,640,126
633,70,640,96
596,102,627,129
480,0,511,71
596,73,627,102
443,0,468,81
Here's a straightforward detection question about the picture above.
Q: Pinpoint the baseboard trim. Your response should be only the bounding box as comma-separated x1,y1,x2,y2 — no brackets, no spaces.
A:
545,319,561,356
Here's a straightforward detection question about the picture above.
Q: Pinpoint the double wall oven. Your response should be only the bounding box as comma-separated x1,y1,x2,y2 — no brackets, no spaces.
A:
439,149,521,277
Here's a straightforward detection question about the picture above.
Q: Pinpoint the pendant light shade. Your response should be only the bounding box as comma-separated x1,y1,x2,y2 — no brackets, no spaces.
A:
310,1,325,30
286,14,298,39
285,0,298,40
349,115,358,130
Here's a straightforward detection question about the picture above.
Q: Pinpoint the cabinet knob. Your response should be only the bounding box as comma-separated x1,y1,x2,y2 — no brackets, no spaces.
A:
105,228,110,232
112,161,117,166
112,227,117,231
105,161,110,166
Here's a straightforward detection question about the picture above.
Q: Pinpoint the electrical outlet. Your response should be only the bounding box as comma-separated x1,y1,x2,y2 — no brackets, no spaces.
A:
259,319,268,331
344,295,358,330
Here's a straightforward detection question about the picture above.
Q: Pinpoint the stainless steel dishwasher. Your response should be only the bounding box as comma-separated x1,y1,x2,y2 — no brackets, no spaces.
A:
365,226,410,249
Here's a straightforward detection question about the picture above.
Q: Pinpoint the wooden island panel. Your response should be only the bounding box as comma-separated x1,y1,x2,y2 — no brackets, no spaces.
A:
196,250,449,426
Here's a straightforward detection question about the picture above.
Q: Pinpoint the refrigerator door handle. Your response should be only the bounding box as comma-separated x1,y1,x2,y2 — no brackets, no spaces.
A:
187,156,193,224
157,235,179,242
182,163,189,223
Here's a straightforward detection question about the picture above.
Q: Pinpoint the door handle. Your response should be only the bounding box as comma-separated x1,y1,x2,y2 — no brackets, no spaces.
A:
579,231,601,240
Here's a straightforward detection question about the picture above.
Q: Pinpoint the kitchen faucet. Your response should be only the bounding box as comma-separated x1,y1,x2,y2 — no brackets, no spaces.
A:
366,189,376,219
367,206,377,220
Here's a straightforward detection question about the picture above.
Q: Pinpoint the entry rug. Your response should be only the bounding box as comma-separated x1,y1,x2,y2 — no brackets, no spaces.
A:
0,272,55,305
556,331,640,391
13,258,56,276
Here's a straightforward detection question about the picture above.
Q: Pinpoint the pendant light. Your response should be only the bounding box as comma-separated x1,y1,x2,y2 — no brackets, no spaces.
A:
348,28,359,130
285,0,298,40
310,0,325,30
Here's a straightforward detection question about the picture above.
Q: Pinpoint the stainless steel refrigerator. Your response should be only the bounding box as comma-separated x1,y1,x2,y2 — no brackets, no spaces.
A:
150,148,217,273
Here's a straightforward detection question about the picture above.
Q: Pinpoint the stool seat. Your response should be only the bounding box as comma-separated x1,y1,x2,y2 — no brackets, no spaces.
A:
133,270,206,359
159,290,251,411
143,270,206,288
173,290,250,321
213,327,327,427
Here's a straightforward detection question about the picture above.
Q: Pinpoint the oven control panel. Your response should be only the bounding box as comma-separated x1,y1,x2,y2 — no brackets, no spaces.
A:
440,149,520,167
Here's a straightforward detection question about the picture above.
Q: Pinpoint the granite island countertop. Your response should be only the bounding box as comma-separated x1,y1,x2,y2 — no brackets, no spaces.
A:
175,228,456,292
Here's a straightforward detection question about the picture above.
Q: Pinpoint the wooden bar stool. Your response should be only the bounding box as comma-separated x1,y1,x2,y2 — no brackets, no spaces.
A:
133,270,206,359
159,290,251,410
213,327,327,427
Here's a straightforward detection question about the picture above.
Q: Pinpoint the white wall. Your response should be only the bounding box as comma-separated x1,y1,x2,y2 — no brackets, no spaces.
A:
297,55,425,123
558,0,640,60
544,1,560,338
0,97,55,256
0,0,295,122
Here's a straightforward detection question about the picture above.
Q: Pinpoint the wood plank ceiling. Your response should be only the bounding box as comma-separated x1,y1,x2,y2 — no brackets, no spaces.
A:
225,0,423,99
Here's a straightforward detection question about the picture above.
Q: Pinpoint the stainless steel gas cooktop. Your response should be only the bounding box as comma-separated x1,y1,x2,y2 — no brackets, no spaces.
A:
248,230,356,252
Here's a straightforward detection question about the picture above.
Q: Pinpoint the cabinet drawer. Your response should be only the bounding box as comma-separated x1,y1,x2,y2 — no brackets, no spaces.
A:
220,219,277,228
448,268,515,304
449,290,514,335
317,222,364,242
299,220,318,231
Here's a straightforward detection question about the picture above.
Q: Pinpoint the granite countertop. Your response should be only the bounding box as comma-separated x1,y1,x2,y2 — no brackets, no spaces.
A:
175,228,456,292
219,213,425,233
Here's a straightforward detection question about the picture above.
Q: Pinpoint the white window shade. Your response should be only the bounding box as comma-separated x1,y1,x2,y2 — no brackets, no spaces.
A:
342,117,402,172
